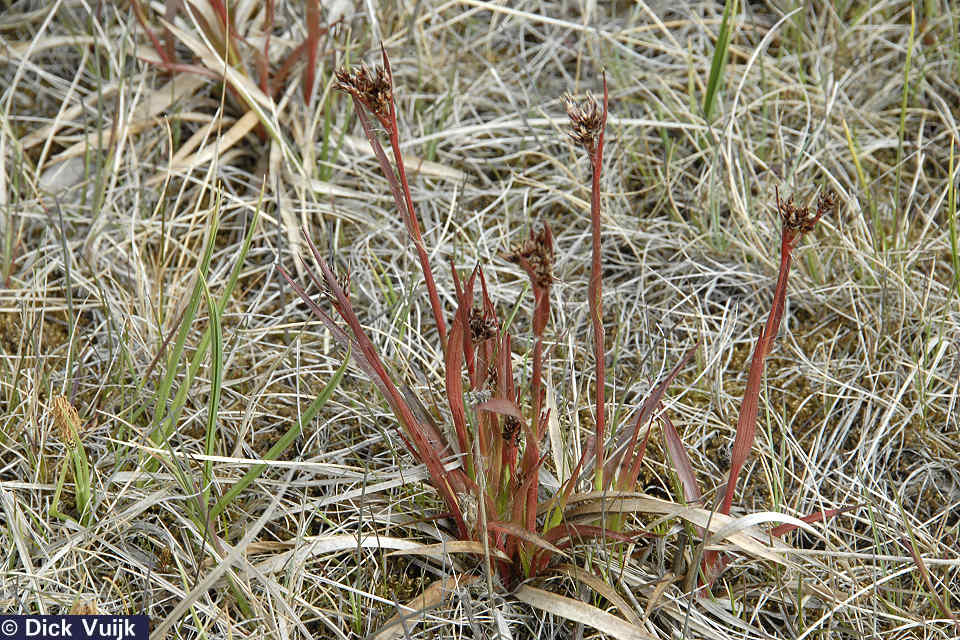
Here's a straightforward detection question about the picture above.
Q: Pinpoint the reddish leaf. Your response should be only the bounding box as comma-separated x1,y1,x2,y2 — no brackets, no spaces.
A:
292,234,468,537
130,0,171,66
720,240,794,516
544,523,652,547
661,411,701,505
302,0,320,99
477,397,523,419
488,521,568,558
904,535,960,634
599,341,699,490
444,268,478,458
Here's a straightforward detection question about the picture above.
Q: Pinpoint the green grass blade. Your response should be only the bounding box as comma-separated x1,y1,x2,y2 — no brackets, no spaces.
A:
894,5,916,249
149,197,262,451
842,117,881,255
51,199,78,389
72,443,93,525
199,271,223,509
703,0,737,122
157,204,263,441
210,349,350,519
949,137,959,299
149,203,220,446
502,282,529,336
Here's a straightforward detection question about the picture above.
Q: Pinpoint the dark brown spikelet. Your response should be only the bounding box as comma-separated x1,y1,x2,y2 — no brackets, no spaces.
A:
334,270,351,301
816,189,838,222
469,307,499,344
502,415,522,446
563,92,604,157
485,360,498,389
335,64,393,127
776,186,835,235
501,225,554,290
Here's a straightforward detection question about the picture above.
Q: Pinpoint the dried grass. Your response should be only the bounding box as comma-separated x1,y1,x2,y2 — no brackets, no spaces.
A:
1,1,958,638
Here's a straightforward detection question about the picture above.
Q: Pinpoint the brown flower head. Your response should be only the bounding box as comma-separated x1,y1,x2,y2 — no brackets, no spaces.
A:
68,600,99,615
776,187,836,235
816,189,838,222
469,307,499,344
335,64,393,127
563,92,604,157
501,225,554,291
502,415,522,446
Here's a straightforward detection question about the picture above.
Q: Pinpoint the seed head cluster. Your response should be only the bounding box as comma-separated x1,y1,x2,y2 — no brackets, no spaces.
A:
484,361,498,388
321,268,351,307
502,415,522,446
335,64,393,127
501,225,554,291
469,307,499,344
563,92,604,157
816,189,838,223
777,187,838,234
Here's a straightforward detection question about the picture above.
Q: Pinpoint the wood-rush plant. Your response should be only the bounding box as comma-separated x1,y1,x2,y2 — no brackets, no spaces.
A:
280,47,841,626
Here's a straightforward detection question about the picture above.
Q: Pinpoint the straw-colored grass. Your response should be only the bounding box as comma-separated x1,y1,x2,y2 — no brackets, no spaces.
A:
1,1,958,638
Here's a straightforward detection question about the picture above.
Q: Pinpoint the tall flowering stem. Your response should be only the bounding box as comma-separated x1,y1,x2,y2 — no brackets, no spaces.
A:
700,188,836,585
379,48,448,344
501,225,555,542
334,47,448,344
564,75,608,489
719,188,837,514
501,226,554,429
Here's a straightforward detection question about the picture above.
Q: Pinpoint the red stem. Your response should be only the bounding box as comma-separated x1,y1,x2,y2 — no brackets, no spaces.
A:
445,268,479,463
298,240,468,537
590,75,609,487
381,47,448,344
130,0,172,67
531,334,544,434
302,0,318,99
720,231,795,515
499,333,519,483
